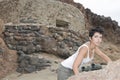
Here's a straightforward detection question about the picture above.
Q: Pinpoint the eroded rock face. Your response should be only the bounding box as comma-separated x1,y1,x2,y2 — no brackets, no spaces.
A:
3,24,86,59
0,0,85,33
0,19,17,79
59,0,120,44
0,38,17,79
16,53,51,73
68,59,120,80
0,19,4,35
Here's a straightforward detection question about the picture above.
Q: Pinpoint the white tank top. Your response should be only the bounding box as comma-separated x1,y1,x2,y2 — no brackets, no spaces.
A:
61,43,94,69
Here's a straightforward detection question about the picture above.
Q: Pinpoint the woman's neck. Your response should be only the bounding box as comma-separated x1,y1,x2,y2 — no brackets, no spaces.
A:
88,41,96,50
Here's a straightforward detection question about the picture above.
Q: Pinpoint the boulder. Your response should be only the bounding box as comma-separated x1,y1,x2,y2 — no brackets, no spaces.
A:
68,59,120,80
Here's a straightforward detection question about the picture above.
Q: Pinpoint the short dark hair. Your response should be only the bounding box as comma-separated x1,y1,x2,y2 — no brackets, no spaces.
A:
89,27,104,38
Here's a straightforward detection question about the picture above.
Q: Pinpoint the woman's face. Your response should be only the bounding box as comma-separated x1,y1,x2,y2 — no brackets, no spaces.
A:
90,32,102,46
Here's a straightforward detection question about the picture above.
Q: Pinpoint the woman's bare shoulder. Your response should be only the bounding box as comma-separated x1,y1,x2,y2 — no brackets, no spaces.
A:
79,45,88,53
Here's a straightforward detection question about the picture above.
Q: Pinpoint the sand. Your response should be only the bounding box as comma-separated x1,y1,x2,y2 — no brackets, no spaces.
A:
1,53,63,80
2,68,57,80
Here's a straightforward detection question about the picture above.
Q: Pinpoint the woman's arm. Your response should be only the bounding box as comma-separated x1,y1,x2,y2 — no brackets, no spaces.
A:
72,46,88,75
95,47,112,63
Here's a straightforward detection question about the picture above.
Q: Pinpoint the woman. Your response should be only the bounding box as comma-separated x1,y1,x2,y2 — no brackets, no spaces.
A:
57,27,112,80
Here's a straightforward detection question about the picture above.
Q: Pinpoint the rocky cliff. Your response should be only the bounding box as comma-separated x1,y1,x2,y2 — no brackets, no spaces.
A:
59,0,120,44
0,0,120,43
0,0,120,79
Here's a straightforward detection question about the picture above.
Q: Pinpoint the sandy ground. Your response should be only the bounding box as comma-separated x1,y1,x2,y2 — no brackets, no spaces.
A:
1,68,57,80
1,53,63,80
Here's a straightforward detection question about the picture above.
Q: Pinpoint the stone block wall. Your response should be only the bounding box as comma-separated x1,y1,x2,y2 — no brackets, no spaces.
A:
3,23,85,58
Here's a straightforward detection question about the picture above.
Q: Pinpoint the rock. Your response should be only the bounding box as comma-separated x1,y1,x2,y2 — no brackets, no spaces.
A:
59,0,120,44
68,59,120,80
3,24,84,58
0,0,120,77
0,38,17,79
0,0,85,32
17,54,51,73
0,19,4,35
